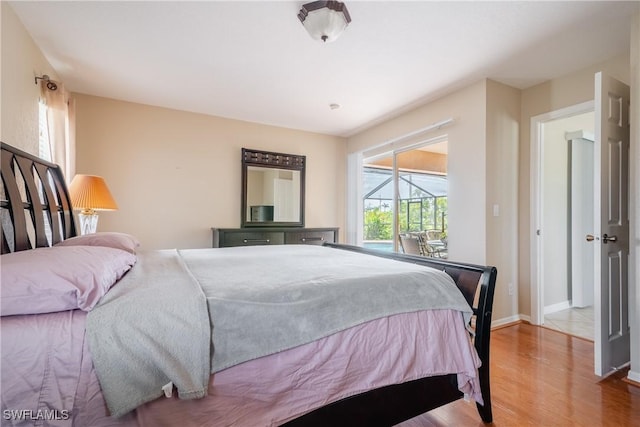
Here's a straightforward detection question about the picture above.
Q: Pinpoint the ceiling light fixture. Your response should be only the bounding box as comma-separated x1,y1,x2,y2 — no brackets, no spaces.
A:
298,1,351,43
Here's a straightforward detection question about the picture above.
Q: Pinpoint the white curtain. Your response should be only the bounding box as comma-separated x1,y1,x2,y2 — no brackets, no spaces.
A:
40,81,75,182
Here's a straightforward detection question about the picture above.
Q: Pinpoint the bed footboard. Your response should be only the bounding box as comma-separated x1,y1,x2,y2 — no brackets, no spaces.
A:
283,243,497,425
282,374,463,426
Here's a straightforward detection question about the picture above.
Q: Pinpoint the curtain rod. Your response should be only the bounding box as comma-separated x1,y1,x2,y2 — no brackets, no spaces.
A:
363,117,454,159
34,74,58,91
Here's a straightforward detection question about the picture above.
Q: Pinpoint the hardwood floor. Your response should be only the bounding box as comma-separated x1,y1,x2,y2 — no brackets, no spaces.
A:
397,323,640,426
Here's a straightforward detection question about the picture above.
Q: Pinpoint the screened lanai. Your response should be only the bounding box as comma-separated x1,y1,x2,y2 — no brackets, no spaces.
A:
363,166,448,245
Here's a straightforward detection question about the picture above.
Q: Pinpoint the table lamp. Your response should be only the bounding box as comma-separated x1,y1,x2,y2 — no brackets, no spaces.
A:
68,174,118,235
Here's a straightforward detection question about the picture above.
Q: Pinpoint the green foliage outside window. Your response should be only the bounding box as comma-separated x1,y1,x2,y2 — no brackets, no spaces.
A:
365,196,448,241
362,168,448,242
436,197,448,235
363,207,392,240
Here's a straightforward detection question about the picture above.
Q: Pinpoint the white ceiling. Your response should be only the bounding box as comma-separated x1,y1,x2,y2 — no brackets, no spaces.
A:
10,1,639,137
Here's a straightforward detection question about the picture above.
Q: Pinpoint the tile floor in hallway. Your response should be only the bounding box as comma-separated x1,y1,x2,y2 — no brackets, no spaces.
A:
544,305,594,340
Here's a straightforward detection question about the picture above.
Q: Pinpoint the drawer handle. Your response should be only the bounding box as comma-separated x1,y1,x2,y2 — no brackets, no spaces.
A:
243,239,270,244
301,237,324,242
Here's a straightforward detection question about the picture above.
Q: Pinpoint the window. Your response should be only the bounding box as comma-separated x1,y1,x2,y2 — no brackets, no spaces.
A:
38,100,54,243
38,101,52,161
361,142,448,255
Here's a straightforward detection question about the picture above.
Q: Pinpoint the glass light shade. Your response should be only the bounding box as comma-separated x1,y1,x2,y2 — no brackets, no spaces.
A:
78,211,99,235
68,174,118,235
298,1,351,43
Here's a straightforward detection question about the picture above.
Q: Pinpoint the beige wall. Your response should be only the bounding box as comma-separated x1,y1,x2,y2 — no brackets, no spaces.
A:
485,80,521,324
0,2,58,154
74,94,346,250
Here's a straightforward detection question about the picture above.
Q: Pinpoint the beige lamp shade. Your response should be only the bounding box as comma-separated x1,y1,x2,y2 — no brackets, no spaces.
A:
69,174,118,212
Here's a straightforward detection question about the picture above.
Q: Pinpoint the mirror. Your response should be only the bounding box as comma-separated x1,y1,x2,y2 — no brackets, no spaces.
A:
241,148,305,227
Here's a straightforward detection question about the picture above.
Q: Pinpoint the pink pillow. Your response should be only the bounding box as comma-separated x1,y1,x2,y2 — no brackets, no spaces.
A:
55,232,140,254
0,246,136,316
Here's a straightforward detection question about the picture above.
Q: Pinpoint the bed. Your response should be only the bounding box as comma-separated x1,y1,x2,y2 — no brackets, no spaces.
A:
0,141,497,426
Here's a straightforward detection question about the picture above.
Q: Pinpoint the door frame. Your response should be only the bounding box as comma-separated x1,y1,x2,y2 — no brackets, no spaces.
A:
529,100,594,325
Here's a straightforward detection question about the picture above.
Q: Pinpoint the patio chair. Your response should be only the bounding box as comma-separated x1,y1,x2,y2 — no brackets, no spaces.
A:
412,231,446,258
423,230,448,258
421,241,447,258
425,229,444,241
398,233,423,256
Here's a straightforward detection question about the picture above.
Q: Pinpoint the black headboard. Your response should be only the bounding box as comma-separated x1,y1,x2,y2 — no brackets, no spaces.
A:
1,141,77,254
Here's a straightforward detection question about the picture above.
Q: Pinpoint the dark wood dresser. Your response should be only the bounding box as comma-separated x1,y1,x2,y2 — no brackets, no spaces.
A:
212,227,339,248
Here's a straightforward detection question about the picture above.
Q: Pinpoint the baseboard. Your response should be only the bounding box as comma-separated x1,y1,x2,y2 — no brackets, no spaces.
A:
625,370,640,388
544,300,571,315
491,314,526,330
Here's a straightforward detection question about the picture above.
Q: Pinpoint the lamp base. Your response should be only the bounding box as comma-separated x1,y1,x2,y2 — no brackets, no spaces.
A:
78,211,99,235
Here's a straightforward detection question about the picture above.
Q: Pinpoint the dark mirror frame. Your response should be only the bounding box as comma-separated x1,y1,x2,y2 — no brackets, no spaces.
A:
241,148,305,228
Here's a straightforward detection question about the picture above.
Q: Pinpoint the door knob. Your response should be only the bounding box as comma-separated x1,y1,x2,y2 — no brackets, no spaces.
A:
586,234,595,242
602,233,617,244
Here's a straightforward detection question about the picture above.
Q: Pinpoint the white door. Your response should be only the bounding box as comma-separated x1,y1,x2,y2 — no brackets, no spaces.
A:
570,134,594,308
593,72,631,377
274,178,294,221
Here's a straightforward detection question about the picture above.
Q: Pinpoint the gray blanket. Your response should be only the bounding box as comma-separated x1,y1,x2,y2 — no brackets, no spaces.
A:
87,245,472,417
86,250,211,418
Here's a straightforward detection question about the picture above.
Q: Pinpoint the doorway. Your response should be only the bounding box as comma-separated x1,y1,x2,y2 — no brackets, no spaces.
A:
533,74,631,377
531,103,595,340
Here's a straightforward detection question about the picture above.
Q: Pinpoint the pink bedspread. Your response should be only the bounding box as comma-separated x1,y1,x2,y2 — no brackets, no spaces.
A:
138,309,481,426
1,309,480,427
0,310,137,427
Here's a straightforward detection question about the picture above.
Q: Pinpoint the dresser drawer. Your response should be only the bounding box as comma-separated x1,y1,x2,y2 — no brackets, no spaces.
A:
285,230,336,245
221,231,285,247
213,227,338,248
